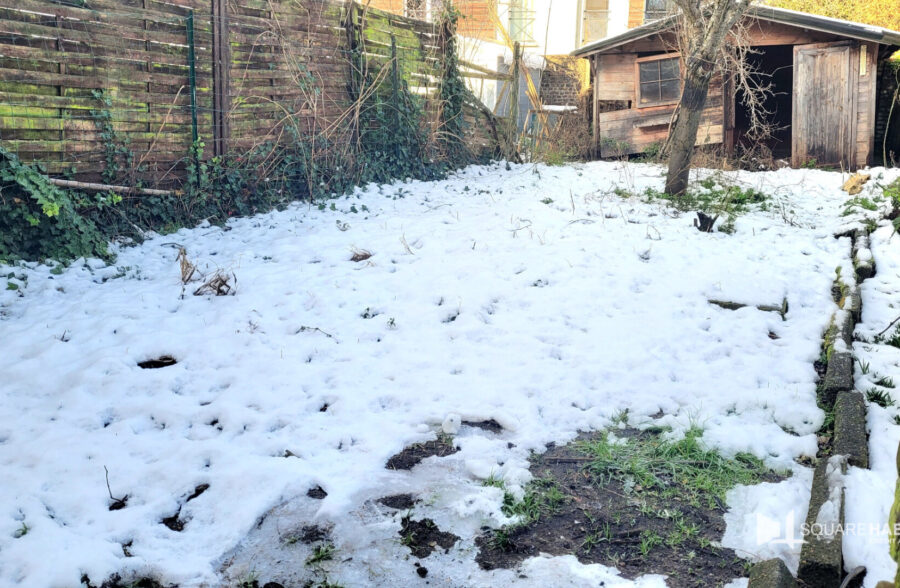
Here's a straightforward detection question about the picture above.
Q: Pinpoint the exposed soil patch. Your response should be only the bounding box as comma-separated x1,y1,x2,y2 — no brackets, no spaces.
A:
386,436,458,470
294,524,330,544
137,355,177,369
186,483,209,502
160,511,184,532
463,419,504,434
108,496,127,511
378,493,418,510
476,428,782,587
399,516,459,558
81,574,168,588
306,486,327,499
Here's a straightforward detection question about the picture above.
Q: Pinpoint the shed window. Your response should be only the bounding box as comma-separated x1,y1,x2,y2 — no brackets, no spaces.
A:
637,56,681,106
644,0,673,22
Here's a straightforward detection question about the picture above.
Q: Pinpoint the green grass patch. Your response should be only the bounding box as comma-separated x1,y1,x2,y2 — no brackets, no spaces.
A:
305,543,336,566
501,476,567,525
577,427,771,509
866,388,896,408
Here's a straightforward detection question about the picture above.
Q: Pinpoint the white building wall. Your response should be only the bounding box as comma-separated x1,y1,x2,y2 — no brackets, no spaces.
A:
532,1,580,55
606,0,630,37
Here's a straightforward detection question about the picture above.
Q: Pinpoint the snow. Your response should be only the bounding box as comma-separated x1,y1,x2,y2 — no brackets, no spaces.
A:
541,105,578,113
848,218,900,586
1,161,898,587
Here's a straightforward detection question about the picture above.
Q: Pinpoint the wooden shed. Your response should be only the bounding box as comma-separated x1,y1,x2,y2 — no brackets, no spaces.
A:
572,7,900,169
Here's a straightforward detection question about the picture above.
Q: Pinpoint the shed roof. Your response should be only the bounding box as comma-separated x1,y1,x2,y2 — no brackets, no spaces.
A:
571,5,900,57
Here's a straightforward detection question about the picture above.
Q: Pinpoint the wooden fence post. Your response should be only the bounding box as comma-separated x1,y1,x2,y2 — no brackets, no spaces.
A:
511,41,521,140
186,11,199,147
211,0,230,158
345,3,362,145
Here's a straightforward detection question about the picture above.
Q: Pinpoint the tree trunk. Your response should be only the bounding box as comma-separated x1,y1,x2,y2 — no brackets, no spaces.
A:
664,66,712,196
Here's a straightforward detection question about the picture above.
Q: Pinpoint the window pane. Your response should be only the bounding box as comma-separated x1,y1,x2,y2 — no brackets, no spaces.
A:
640,82,660,104
639,62,659,83
645,0,666,10
659,78,681,101
659,58,679,80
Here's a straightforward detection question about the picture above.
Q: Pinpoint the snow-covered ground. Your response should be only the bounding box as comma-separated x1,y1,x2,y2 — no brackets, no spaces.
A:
1,161,898,587
848,217,900,585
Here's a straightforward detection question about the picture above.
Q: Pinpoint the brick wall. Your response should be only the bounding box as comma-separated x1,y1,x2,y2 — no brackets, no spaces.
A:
540,57,582,106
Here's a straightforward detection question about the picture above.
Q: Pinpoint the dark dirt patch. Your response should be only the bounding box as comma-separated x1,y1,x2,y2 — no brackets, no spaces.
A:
386,437,458,470
295,524,330,544
463,419,504,434
81,574,168,588
186,483,209,502
813,359,827,380
307,486,327,499
137,355,177,369
108,496,128,511
476,429,780,587
378,493,418,510
161,511,184,532
399,516,459,558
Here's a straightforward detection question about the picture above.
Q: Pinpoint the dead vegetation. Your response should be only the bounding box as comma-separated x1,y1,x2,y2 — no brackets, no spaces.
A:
350,247,372,262
176,248,236,297
193,271,236,297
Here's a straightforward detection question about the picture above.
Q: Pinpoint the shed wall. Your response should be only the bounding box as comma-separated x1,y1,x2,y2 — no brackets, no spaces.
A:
586,18,883,168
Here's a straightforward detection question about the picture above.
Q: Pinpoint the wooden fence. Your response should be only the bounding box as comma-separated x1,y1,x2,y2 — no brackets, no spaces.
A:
0,0,500,189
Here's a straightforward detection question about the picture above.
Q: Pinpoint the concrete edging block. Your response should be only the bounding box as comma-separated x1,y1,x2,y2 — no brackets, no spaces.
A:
833,391,869,469
822,352,854,408
748,558,797,588
798,455,847,587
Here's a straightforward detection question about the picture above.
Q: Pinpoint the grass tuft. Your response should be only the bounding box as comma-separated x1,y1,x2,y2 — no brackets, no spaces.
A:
305,542,335,566
577,428,771,508
866,388,896,408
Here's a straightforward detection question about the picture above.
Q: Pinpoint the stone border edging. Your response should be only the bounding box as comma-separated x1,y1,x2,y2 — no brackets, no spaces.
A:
750,224,875,587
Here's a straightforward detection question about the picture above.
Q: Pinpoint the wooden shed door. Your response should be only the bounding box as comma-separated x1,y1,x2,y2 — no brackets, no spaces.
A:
792,42,857,168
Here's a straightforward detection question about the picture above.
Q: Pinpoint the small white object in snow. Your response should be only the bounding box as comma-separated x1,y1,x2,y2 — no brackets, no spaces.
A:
442,413,461,434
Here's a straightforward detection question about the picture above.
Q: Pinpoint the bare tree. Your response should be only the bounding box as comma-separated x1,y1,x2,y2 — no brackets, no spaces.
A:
662,0,752,196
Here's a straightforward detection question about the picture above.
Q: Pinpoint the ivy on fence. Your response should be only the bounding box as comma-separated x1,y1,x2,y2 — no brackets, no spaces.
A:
0,1,501,263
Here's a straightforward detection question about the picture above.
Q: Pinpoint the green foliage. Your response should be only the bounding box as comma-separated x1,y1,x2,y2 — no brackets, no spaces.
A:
0,146,116,262
636,141,664,163
842,195,880,216
90,90,135,185
359,90,437,184
305,542,336,566
876,325,900,349
600,137,632,158
644,176,768,232
765,0,900,34
876,375,895,389
885,177,900,211
639,530,663,556
436,4,470,167
578,427,771,508
1,11,484,263
13,522,28,538
867,387,896,408
500,477,567,525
